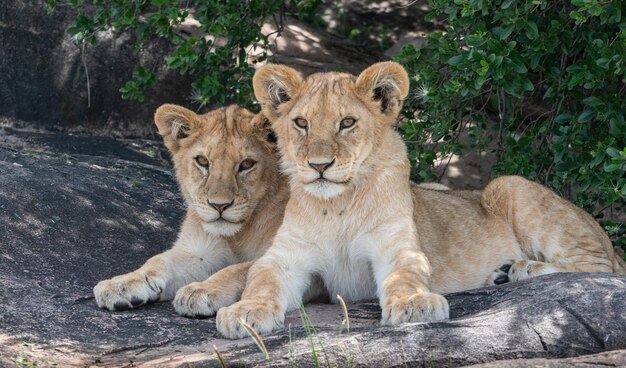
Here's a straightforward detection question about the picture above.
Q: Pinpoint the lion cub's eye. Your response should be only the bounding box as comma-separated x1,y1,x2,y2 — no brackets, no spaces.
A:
195,156,210,170
339,117,357,131
293,118,308,130
239,158,256,172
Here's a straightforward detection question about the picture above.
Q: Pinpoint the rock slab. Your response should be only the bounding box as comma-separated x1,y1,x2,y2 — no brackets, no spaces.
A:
0,130,625,367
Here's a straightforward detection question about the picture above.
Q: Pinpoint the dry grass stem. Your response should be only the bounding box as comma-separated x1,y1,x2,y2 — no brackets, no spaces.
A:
337,294,350,334
239,318,270,361
212,344,227,368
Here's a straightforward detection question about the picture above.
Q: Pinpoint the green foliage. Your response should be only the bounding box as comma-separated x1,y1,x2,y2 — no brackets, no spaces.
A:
46,0,624,249
51,0,284,107
395,0,625,248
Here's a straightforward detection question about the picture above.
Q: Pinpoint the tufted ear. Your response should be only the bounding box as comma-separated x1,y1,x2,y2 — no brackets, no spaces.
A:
154,104,199,153
253,64,303,120
355,62,410,120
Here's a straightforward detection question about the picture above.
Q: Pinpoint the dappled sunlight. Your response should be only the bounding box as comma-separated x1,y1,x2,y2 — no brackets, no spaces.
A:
12,214,50,237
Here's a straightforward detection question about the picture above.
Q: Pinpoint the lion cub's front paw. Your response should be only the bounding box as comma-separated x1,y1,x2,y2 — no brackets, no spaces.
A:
173,282,238,318
216,300,284,339
93,272,163,311
381,292,449,325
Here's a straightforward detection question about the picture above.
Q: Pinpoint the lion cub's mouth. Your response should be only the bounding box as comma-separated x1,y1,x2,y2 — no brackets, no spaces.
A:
307,177,352,185
213,217,244,225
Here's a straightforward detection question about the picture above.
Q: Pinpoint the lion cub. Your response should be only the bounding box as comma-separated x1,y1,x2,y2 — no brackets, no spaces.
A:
216,62,450,338
216,62,625,339
93,104,289,317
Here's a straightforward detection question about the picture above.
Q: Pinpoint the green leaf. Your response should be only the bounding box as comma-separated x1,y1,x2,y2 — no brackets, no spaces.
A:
604,163,622,173
448,55,465,66
524,21,539,39
521,78,534,91
509,58,527,73
493,26,514,40
582,96,604,108
596,58,609,69
501,0,515,9
606,147,621,158
577,109,594,123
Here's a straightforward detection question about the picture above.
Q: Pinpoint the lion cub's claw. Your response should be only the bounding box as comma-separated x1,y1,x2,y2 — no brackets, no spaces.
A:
93,273,162,311
381,292,449,326
216,300,284,339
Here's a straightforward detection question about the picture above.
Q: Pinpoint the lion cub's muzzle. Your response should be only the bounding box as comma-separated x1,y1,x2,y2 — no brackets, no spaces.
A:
195,197,246,224
303,158,351,185
300,158,354,200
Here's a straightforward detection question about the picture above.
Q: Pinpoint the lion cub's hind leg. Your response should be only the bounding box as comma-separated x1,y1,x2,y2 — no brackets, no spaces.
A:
482,176,619,285
174,261,252,318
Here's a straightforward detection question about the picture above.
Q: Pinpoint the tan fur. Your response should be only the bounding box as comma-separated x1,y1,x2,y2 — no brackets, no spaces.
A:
216,62,625,339
93,104,290,316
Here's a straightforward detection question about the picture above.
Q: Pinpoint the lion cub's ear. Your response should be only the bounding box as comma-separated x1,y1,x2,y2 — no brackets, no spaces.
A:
154,104,198,152
355,62,410,121
251,112,278,146
253,64,303,120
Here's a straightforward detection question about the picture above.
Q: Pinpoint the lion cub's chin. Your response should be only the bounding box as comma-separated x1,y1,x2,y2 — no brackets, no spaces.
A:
303,180,347,200
202,220,243,237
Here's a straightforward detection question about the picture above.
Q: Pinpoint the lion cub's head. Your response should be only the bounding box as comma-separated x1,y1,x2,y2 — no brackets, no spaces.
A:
253,62,409,200
155,104,277,237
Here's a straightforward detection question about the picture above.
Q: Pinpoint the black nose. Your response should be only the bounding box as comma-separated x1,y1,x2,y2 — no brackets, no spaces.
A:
308,159,335,174
208,201,233,213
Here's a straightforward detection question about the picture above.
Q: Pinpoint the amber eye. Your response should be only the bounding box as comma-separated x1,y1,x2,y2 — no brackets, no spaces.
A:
293,118,308,130
195,156,209,169
339,117,357,131
239,158,256,172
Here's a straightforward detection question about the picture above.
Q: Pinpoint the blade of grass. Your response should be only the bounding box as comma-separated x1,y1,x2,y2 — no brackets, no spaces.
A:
239,318,271,364
299,304,331,367
299,305,319,368
288,322,295,367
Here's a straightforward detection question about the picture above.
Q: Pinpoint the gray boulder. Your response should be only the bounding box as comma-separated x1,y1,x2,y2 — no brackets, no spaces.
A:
0,1,195,138
0,129,625,367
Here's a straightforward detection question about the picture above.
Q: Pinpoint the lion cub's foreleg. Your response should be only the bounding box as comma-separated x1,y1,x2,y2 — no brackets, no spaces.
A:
216,223,450,339
173,261,252,318
216,246,312,339
94,214,233,311
371,222,449,325
482,175,622,284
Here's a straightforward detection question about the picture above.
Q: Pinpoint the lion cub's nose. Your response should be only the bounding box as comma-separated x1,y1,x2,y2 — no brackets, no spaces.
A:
308,159,335,174
209,201,233,213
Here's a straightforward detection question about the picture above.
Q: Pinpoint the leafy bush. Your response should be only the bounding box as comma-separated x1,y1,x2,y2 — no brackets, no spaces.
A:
46,0,284,107
47,0,624,250
395,0,625,250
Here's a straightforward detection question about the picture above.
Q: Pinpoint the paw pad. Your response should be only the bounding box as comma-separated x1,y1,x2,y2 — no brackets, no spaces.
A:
113,301,131,311
492,263,513,285
494,274,509,284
